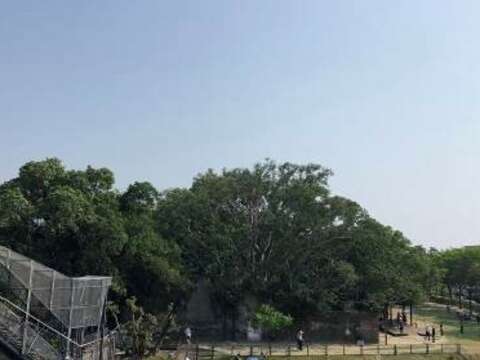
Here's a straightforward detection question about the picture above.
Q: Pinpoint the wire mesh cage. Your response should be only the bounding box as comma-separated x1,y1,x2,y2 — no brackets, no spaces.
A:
0,246,111,330
0,246,113,359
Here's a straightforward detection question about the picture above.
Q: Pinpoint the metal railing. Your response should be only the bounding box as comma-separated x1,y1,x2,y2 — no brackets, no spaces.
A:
181,342,463,359
0,295,116,360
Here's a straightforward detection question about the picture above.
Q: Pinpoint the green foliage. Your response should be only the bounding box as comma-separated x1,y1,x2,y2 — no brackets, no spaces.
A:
0,158,189,316
437,247,480,290
157,160,435,320
253,304,293,338
123,297,179,359
434,247,480,309
125,297,158,359
0,158,442,333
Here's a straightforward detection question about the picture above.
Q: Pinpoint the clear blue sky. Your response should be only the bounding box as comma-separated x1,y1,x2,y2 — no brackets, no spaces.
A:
1,1,479,249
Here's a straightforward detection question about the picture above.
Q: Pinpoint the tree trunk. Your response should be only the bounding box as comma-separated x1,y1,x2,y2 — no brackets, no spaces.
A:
383,304,389,320
447,285,453,306
469,289,473,315
409,303,413,326
154,301,178,350
222,308,227,340
231,309,237,341
458,287,463,309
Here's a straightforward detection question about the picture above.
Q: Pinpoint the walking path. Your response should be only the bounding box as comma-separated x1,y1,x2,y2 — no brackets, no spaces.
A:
386,302,480,354
163,302,480,359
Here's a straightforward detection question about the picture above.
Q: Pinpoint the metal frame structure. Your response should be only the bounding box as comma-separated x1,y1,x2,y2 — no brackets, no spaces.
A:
0,246,113,360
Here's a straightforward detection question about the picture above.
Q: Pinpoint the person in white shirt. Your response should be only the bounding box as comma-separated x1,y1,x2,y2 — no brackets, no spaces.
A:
185,327,192,344
296,329,305,350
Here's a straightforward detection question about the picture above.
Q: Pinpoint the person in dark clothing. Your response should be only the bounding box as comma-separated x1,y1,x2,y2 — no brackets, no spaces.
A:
432,327,436,343
425,326,431,341
440,323,444,336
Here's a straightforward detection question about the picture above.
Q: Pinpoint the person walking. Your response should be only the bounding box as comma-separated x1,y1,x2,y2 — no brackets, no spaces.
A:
440,323,444,337
296,329,305,351
432,327,436,343
425,326,431,342
185,327,192,344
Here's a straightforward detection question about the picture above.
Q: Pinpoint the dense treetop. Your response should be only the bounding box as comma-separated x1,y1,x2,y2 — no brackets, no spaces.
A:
0,158,443,321
0,158,187,313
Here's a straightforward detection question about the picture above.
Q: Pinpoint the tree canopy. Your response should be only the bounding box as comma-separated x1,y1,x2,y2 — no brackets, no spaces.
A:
0,158,441,328
434,246,480,310
157,160,434,318
0,158,188,315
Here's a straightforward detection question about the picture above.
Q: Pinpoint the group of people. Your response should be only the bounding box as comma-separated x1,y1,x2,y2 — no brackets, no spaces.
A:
395,311,408,333
424,325,435,342
388,310,445,342
422,323,443,342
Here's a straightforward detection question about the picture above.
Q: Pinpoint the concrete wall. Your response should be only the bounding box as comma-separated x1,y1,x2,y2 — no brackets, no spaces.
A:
182,280,378,344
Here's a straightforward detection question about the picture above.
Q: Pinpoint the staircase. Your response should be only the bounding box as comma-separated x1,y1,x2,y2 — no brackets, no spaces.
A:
0,296,60,360
0,246,113,360
0,246,110,329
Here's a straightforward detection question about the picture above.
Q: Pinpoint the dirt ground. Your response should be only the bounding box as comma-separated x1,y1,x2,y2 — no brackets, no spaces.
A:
202,303,480,356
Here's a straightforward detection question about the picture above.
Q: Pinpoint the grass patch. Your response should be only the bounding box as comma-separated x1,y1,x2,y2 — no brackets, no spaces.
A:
266,356,465,360
414,304,480,345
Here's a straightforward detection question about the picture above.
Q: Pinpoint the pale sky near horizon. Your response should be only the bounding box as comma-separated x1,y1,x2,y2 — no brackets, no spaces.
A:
1,1,480,249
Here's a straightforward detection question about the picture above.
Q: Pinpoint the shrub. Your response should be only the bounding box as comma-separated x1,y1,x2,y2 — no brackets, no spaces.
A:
253,304,293,340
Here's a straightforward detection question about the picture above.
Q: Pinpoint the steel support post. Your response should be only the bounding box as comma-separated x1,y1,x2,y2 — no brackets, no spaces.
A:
66,278,75,359
21,260,34,354
49,270,56,310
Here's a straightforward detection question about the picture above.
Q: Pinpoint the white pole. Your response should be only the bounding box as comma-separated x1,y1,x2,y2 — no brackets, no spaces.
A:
49,270,56,310
21,260,34,354
66,278,76,359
